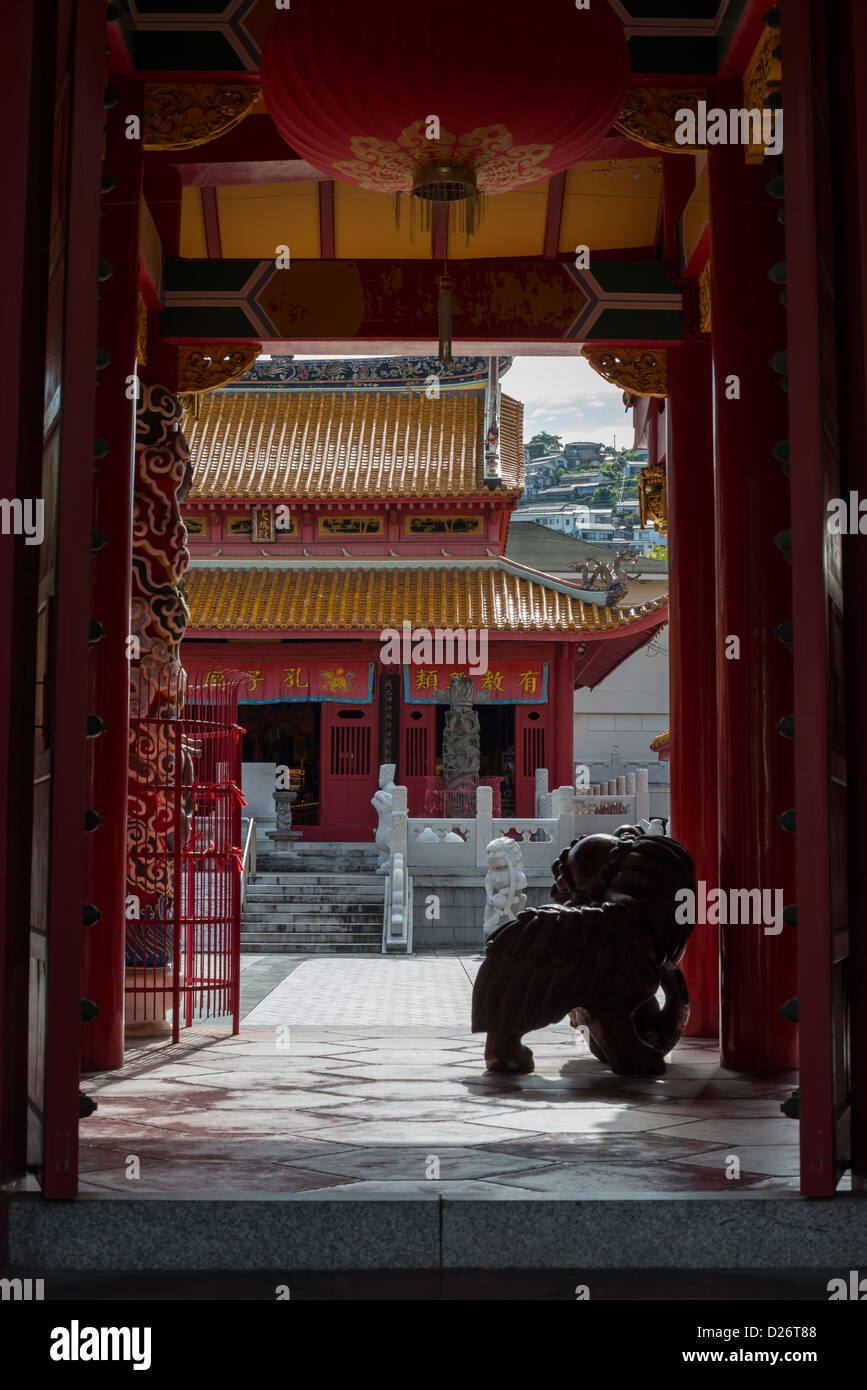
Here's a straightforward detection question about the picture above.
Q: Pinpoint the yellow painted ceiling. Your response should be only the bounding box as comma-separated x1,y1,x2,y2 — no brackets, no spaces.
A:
178,160,663,261
558,159,662,254
218,182,320,259
682,160,710,267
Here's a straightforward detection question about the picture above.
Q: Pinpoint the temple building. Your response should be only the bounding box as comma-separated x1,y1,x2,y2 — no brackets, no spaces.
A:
180,357,667,837
4,0,867,1239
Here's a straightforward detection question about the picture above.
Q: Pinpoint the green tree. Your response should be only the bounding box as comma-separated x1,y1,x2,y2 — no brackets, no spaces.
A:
591,485,615,506
647,542,668,561
529,431,563,453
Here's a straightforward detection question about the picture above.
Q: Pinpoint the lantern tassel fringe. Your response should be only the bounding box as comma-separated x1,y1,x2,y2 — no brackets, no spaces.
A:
395,191,486,245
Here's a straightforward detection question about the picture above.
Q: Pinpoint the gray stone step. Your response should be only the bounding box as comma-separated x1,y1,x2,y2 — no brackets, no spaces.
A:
241,856,384,954
255,864,379,875
246,874,383,886
243,900,382,912
241,941,381,954
245,885,384,897
242,902,382,913
241,920,380,933
242,933,382,945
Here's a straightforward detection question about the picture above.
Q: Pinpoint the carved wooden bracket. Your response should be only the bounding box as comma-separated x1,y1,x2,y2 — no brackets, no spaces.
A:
143,84,261,151
638,463,668,537
699,262,712,334
176,345,262,394
743,27,782,164
137,294,148,367
613,87,707,154
582,346,668,398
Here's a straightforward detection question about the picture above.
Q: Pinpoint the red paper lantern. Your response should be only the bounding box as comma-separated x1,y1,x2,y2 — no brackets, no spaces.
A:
262,0,630,204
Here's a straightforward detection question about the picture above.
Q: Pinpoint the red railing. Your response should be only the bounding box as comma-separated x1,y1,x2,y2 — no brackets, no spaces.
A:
125,664,246,1040
422,775,502,817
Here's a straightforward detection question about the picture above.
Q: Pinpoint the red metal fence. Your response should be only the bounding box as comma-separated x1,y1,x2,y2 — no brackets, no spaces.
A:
125,663,245,1040
423,775,502,817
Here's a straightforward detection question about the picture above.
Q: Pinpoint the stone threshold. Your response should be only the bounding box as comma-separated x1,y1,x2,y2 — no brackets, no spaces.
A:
0,1265,847,1300
8,1191,867,1271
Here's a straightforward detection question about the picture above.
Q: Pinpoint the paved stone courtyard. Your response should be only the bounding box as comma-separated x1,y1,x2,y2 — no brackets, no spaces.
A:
76,954,804,1199
242,954,480,1027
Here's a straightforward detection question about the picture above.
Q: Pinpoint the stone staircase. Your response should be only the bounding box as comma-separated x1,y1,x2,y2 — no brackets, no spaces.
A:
241,842,384,953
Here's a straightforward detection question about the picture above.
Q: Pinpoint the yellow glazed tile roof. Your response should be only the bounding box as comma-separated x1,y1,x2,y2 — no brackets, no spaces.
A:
649,729,671,751
184,391,524,501
185,563,668,634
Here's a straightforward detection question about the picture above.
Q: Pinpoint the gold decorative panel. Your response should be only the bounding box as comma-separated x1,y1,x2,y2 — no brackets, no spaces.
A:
252,506,275,542
614,88,707,154
699,261,712,334
137,294,148,367
318,516,384,535
582,347,668,398
143,84,261,151
638,464,668,537
405,515,485,534
176,345,261,394
743,27,782,164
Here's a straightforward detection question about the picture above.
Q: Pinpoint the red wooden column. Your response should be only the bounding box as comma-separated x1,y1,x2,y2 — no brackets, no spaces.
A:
0,0,53,1196
666,340,719,1037
81,77,142,1069
552,643,575,790
708,89,798,1071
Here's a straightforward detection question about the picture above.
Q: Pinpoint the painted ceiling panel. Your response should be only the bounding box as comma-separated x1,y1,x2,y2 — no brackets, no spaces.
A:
179,186,207,259
559,160,662,254
333,183,436,262
216,182,320,259
456,179,549,260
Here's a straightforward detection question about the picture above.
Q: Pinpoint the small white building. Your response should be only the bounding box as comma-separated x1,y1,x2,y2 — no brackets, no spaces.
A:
505,520,670,818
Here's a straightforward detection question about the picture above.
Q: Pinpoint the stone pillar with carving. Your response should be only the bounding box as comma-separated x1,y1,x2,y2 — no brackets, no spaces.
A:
442,676,481,779
266,786,301,853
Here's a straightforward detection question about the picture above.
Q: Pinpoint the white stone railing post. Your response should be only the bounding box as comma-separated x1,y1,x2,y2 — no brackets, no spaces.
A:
535,767,550,818
475,784,493,868
553,785,576,852
383,786,410,949
635,766,650,824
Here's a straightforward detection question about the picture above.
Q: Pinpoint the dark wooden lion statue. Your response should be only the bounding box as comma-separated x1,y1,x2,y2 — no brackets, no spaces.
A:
471,825,696,1076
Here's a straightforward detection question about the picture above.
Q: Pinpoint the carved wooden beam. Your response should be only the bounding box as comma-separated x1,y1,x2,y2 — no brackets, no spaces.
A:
143,84,262,152
176,345,262,394
613,87,707,154
582,346,668,398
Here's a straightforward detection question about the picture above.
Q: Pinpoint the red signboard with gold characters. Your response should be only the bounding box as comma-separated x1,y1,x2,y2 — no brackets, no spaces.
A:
402,661,548,704
199,661,375,704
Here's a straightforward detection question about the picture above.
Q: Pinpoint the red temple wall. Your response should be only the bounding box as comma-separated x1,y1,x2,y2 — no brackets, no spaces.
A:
184,636,565,838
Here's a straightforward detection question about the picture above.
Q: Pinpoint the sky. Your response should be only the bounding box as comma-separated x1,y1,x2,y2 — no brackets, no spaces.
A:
287,352,633,451
504,356,633,451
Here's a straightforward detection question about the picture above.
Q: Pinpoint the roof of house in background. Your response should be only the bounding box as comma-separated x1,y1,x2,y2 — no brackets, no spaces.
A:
505,520,668,572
